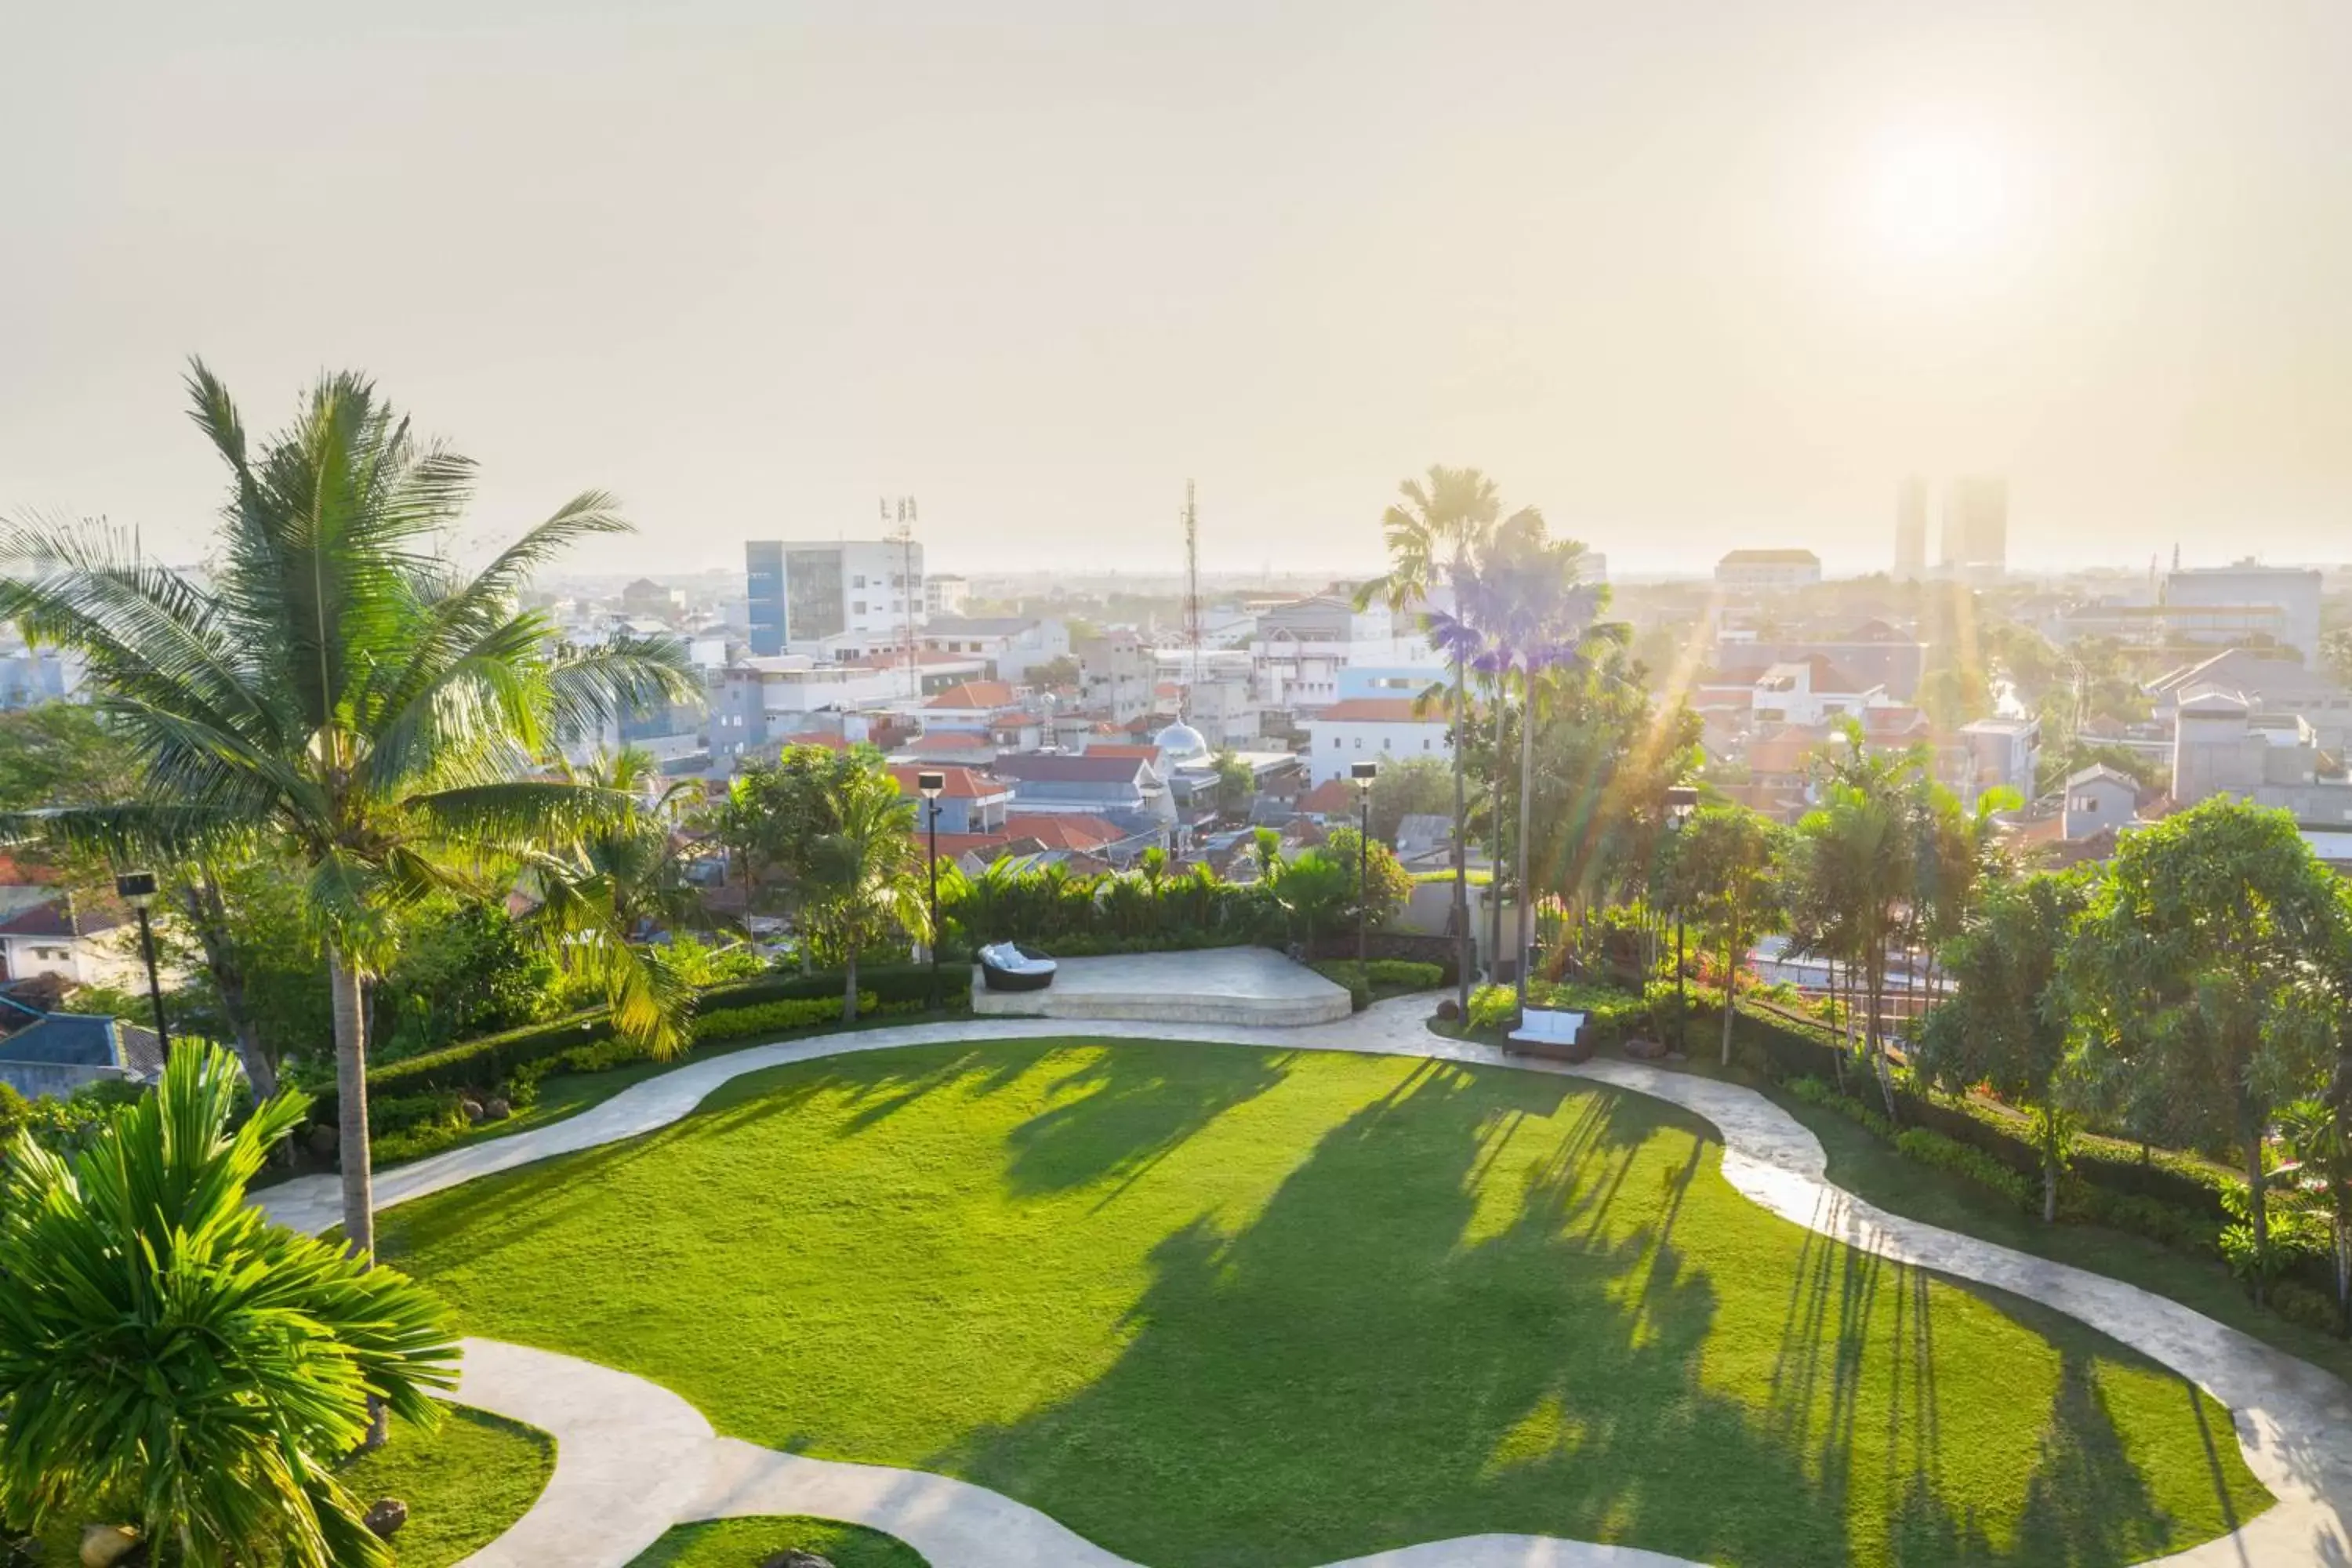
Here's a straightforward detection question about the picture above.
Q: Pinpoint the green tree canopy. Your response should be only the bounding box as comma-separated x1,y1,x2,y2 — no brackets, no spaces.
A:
1664,804,1788,1066
1915,871,2092,1221
2064,798,2347,1299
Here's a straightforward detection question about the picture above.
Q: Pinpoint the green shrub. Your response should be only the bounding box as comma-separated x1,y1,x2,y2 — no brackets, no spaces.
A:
1466,985,1521,1033
2268,1278,2347,1335
1895,1126,2035,1211
1311,959,1443,1012
1311,962,1373,1011
0,1080,27,1149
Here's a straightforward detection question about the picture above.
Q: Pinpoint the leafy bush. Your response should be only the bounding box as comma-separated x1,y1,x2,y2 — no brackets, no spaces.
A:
1312,960,1444,1011
1467,985,1522,1033
2268,1279,2346,1335
0,1081,27,1150
1894,1126,2035,1210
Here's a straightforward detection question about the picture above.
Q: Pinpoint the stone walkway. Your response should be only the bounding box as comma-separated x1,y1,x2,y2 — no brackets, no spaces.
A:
261,1003,2352,1567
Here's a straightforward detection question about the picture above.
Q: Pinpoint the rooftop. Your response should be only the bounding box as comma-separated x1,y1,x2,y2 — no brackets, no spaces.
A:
887,764,1008,800
1313,698,1442,724
927,680,1019,710
1719,549,1821,567
923,616,1040,637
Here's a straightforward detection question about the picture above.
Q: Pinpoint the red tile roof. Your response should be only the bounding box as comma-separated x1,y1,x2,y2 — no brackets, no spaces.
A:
1298,778,1357,814
1313,699,1440,724
887,764,1007,800
927,681,1018,710
1002,813,1123,850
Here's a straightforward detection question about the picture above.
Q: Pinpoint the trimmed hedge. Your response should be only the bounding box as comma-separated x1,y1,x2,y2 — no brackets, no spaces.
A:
1311,960,1445,1011
310,964,970,1131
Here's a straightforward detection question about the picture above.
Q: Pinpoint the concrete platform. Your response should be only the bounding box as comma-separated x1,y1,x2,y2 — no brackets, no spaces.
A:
970,948,1353,1028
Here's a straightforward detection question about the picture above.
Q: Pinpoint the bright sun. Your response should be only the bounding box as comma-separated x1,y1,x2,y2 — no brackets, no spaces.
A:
1863,128,2016,264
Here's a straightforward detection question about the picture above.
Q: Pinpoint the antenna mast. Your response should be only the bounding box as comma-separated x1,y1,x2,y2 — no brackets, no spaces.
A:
1182,480,1203,710
884,495,919,703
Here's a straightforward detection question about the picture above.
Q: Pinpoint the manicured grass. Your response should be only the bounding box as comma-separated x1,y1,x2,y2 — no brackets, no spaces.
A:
378,1038,2270,1568
334,1406,554,1568
626,1515,928,1567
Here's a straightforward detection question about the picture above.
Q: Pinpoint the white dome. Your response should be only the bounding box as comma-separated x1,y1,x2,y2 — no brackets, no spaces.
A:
1152,720,1208,764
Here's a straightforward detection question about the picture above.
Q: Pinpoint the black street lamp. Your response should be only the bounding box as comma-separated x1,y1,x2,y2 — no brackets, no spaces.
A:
1352,760,1379,973
1665,784,1699,1050
918,771,946,1011
114,869,170,1059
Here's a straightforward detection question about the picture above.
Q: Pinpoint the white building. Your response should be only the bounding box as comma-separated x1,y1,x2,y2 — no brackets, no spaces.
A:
2161,561,2325,667
1249,596,1429,715
746,539,925,658
917,617,1069,684
1304,698,1452,786
2061,764,2140,841
1715,549,1823,590
710,656,911,764
1079,631,1156,724
2147,647,2352,753
1750,658,1887,727
924,574,970,617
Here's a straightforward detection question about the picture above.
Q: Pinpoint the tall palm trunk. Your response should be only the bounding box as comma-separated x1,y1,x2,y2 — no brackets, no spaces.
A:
843,944,861,1023
329,946,373,1260
1512,670,1537,1014
1488,684,1508,986
1451,649,1472,1011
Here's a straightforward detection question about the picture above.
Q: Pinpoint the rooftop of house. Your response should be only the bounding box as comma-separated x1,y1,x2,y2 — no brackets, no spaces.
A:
887,763,1008,800
1756,656,1870,694
2065,763,2142,792
1312,698,1442,724
926,680,1020,710
1002,813,1126,851
0,1011,162,1076
2149,648,2348,702
1296,778,1357,815
993,752,1155,786
0,893,122,941
922,616,1040,637
1719,548,1821,567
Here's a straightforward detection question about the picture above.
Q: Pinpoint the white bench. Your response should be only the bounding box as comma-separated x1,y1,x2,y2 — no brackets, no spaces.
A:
1505,1007,1588,1059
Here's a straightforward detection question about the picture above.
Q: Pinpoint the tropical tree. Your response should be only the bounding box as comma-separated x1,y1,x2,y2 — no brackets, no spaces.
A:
1365,754,1452,846
1788,728,1924,1116
0,365,694,1259
1669,804,1788,1067
1915,871,2091,1221
2065,798,2347,1302
0,1044,458,1566
706,742,871,919
2276,1094,2351,1335
800,764,927,1021
1209,750,1254,818
517,747,707,1058
1357,466,1520,1012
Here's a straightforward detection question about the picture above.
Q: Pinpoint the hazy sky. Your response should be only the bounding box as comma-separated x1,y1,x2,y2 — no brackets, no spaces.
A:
7,2,2351,578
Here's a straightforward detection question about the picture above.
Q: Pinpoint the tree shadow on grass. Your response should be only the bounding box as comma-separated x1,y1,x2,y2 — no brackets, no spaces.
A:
931,1062,2212,1568
933,1065,1859,1568
1001,1047,1296,1202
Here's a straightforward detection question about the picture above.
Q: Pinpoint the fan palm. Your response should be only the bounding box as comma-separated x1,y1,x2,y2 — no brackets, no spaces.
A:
0,1043,458,1567
1358,466,1519,1012
800,764,928,1022
0,363,695,1258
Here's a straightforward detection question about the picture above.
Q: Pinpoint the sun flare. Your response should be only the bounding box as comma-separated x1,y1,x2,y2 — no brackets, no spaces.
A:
1864,126,2016,264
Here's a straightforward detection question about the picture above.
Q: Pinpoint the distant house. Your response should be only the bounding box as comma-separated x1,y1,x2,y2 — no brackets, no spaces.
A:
992,752,1173,855
0,1007,163,1100
0,891,133,986
1394,813,1454,865
887,764,1012,835
2062,764,2141,841
1302,699,1452,786
1749,659,1886,728
916,617,1069,684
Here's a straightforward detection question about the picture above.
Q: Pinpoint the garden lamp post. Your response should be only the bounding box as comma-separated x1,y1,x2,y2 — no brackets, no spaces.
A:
918,771,946,1012
1352,760,1379,973
114,869,170,1058
1665,784,1698,1050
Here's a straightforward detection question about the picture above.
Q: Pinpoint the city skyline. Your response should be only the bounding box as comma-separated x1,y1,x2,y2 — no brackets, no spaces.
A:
9,3,2352,579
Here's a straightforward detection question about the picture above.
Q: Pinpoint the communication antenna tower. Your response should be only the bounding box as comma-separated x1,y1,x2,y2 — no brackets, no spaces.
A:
1182,480,1203,706
883,495,919,702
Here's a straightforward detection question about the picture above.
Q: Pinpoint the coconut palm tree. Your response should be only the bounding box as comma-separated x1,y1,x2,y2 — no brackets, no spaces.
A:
0,1043,458,1567
801,764,928,1022
1359,466,1522,1013
0,363,695,1259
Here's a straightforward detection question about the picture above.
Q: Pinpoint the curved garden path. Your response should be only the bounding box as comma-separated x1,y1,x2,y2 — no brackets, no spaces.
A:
258,1003,2352,1567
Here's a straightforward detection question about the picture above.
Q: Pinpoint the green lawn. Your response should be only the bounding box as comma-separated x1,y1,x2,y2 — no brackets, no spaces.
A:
377,1038,2270,1568
626,1515,927,1567
335,1406,554,1568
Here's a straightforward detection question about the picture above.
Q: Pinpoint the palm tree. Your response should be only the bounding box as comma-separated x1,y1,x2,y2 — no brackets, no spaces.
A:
0,364,694,1260
1359,466,1521,1013
801,764,928,1022
518,746,707,1058
0,1044,458,1566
